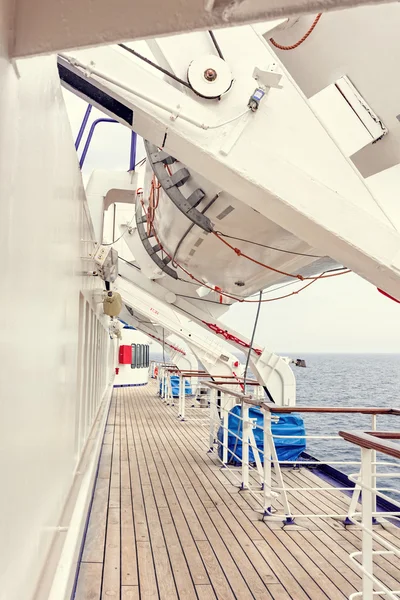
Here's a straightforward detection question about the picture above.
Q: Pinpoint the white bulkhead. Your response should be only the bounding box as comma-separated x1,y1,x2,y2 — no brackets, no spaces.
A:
115,326,150,387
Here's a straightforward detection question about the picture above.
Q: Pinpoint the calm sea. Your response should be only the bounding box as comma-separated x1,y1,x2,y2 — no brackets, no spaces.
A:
151,352,400,490
294,354,400,491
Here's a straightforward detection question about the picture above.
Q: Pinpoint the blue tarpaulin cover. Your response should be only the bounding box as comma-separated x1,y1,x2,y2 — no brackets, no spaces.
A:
160,375,192,398
217,405,306,464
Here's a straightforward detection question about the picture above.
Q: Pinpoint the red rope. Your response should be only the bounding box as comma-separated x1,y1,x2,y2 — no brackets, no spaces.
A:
139,199,350,304
270,14,322,51
213,231,351,282
147,176,160,237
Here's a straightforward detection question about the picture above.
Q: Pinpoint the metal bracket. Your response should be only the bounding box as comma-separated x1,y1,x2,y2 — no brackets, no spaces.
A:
135,199,178,279
145,140,213,233
151,150,176,165
253,66,283,90
164,168,190,189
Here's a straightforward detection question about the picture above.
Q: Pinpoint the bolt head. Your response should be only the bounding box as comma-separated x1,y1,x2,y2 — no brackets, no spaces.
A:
204,68,217,82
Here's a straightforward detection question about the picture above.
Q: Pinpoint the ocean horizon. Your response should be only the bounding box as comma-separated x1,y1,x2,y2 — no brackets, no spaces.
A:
150,351,400,492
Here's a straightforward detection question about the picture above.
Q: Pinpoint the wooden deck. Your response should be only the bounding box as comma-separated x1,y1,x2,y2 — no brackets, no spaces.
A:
74,383,400,600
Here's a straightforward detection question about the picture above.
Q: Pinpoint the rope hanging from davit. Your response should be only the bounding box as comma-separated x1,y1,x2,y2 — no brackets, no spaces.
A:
269,14,322,50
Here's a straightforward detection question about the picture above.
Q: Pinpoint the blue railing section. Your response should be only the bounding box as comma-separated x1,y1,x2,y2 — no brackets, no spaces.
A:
75,104,93,150
75,104,137,170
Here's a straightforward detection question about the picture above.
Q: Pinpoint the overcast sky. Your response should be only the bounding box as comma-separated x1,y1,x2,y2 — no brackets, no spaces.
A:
64,89,400,354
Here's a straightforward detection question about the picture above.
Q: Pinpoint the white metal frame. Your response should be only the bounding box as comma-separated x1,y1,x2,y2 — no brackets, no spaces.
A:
202,383,400,528
342,436,400,600
150,379,400,599
116,263,297,407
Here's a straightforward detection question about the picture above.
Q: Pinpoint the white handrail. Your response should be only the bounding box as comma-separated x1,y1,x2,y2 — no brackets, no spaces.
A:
155,378,400,599
339,432,400,600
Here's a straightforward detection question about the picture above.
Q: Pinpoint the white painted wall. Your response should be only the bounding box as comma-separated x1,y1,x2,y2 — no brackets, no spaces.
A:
0,3,114,598
116,328,150,386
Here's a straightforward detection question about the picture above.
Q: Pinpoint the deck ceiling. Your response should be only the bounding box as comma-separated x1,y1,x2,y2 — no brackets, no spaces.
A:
12,0,395,58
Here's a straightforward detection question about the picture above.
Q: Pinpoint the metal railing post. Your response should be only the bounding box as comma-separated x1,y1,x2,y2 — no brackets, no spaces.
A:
181,375,186,421
158,364,162,396
371,414,377,523
263,409,272,516
167,373,173,405
361,447,374,600
242,403,250,489
191,378,196,408
345,477,362,525
249,426,264,485
161,368,165,400
75,104,92,150
178,374,182,417
129,131,137,171
79,118,117,169
267,416,294,524
222,392,229,466
209,388,217,451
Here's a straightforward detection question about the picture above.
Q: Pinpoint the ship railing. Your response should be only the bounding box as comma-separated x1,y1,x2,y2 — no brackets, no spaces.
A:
339,430,400,600
156,366,203,409
150,360,176,380
177,373,263,422
157,368,263,421
153,362,178,399
201,382,400,527
74,103,138,171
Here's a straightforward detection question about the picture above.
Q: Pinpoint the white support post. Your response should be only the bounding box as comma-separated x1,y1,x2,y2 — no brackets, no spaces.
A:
166,372,171,404
191,378,196,408
361,447,374,600
165,371,169,404
181,375,186,421
161,368,165,400
209,388,217,451
169,373,174,406
371,414,377,523
346,478,362,525
249,427,264,485
222,392,229,466
117,270,296,407
345,419,364,524
263,409,272,517
267,418,293,524
178,374,182,417
168,372,175,406
242,403,250,490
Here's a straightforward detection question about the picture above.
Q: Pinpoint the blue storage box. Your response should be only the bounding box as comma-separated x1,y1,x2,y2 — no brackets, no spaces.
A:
217,405,306,464
159,375,192,398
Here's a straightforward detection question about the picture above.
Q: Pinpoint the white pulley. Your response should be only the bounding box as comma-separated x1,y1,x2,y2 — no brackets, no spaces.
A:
187,54,233,98
165,291,177,304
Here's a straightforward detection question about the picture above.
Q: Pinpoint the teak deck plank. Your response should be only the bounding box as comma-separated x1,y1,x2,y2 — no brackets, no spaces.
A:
195,585,217,600
101,508,120,599
138,392,275,599
122,586,140,600
74,383,400,600
74,563,103,600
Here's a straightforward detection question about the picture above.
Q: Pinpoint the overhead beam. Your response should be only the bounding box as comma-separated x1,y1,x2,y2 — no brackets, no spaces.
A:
117,260,296,405
60,48,400,301
13,0,393,58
